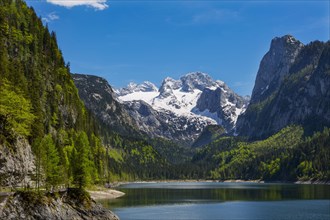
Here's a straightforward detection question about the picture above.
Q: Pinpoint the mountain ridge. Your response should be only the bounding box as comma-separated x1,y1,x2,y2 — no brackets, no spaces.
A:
73,72,248,145
117,72,248,137
237,36,330,139
250,34,304,104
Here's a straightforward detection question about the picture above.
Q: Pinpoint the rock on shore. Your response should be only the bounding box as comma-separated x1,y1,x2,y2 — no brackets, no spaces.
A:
88,189,125,200
0,189,119,220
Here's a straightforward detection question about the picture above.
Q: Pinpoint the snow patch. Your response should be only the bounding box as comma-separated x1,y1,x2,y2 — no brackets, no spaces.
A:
120,91,159,103
193,108,221,125
207,86,218,91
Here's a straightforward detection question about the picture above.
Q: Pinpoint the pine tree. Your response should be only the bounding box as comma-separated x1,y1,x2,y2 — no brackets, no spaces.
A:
72,131,92,188
41,135,61,190
32,134,61,190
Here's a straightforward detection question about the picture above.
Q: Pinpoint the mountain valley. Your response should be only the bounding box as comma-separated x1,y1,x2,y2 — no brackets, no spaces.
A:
0,3,329,219
72,35,330,182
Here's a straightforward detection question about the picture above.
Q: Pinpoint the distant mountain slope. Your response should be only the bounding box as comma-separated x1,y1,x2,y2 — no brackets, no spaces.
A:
116,72,248,144
71,74,194,163
237,35,330,139
192,125,226,148
72,74,140,137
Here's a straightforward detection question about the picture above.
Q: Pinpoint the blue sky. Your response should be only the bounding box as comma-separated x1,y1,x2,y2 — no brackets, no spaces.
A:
26,0,329,96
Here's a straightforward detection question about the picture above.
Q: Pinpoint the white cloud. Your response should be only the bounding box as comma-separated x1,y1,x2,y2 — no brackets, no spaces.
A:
46,0,109,10
42,12,60,23
48,12,60,20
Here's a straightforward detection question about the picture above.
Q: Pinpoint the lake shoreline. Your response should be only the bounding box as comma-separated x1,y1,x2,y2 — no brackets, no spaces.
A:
88,189,125,200
294,179,330,185
110,179,330,187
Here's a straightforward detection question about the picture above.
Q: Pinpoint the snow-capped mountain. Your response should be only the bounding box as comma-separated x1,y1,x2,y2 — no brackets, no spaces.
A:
117,72,249,138
117,81,158,96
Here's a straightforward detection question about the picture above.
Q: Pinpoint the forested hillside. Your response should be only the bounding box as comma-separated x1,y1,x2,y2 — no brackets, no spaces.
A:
0,0,112,188
0,0,173,190
192,126,330,181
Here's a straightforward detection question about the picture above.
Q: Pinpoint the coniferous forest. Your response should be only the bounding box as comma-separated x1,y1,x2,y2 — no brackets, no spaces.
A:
0,0,329,196
0,0,168,190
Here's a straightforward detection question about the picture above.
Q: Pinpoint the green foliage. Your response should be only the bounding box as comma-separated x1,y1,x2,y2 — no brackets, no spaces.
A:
295,127,330,180
72,132,93,188
32,135,61,190
208,126,304,180
41,135,61,189
108,148,123,163
0,80,35,140
297,161,314,180
261,158,281,179
148,138,192,164
66,187,92,208
0,0,114,189
15,190,46,206
194,126,330,181
192,125,226,148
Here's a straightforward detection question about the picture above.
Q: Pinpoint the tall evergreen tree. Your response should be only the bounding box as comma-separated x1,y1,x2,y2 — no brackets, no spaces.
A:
72,131,92,188
41,135,61,190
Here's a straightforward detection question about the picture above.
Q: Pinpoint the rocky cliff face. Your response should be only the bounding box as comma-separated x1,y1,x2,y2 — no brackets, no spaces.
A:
0,190,119,220
250,35,304,104
237,36,330,139
194,81,248,131
0,137,35,187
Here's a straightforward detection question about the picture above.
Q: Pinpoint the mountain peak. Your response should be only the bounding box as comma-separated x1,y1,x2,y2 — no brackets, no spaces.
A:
127,82,138,90
117,71,247,137
180,72,216,92
118,81,158,96
184,71,209,78
140,81,158,92
272,34,300,45
250,34,304,104
269,35,303,53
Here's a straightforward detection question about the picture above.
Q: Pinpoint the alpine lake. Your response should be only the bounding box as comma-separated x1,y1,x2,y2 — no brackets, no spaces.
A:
98,181,330,220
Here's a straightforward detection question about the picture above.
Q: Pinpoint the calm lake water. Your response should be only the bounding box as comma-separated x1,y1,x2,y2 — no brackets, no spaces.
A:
99,182,330,220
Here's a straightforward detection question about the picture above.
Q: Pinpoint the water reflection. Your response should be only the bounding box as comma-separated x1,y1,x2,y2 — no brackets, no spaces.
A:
99,182,330,208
